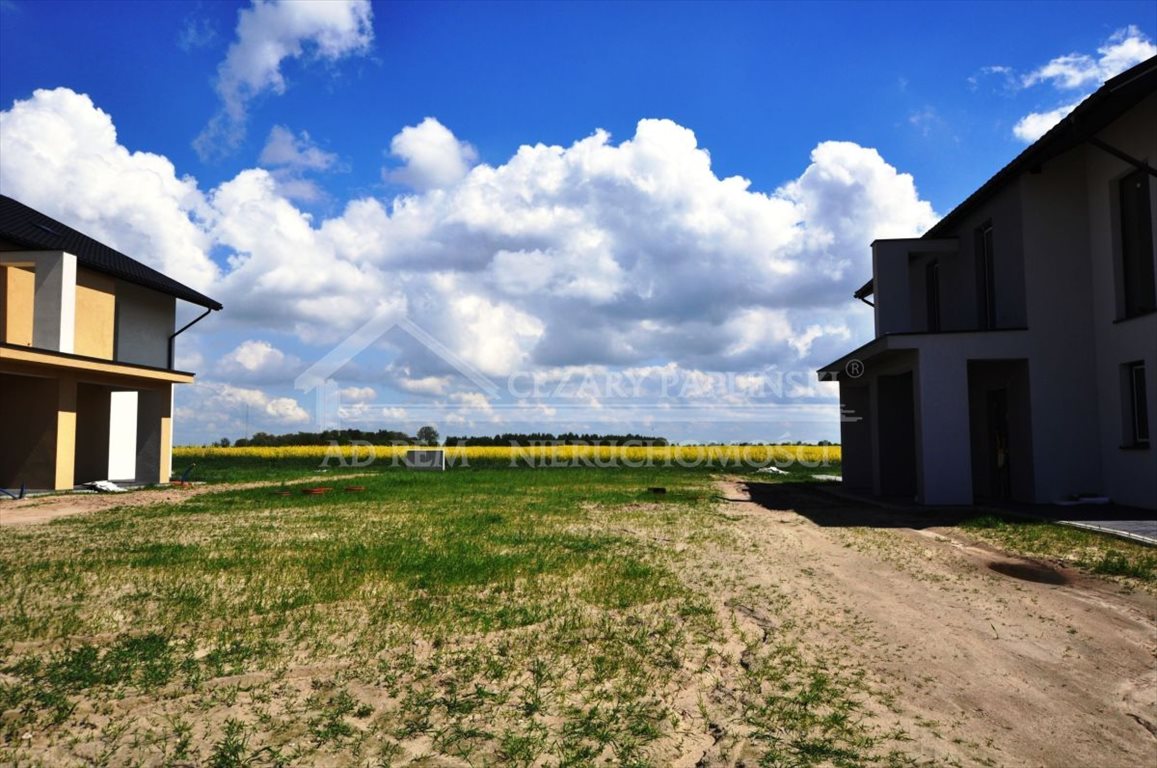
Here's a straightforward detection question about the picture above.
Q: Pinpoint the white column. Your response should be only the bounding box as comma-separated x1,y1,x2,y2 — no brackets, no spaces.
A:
32,251,77,354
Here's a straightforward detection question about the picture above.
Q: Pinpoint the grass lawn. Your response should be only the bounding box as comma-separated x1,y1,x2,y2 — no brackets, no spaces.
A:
2,457,1150,767
960,514,1157,583
2,461,903,768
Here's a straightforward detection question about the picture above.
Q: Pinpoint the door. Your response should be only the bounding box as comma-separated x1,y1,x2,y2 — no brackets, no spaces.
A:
987,388,1011,500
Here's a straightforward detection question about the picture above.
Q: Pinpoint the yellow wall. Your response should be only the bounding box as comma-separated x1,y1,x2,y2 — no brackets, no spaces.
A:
74,268,116,359
54,375,78,490
1,265,35,346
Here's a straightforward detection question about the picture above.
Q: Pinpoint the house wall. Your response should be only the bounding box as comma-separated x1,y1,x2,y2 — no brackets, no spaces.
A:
873,238,957,335
0,372,81,490
911,344,973,504
115,281,175,369
30,251,76,354
136,386,173,484
1,265,35,346
1086,92,1157,509
1,251,177,370
1017,145,1105,503
907,253,932,331
0,372,58,488
836,350,927,499
939,182,1027,331
75,383,112,483
873,240,913,335
74,268,116,359
838,384,873,492
877,372,917,498
844,331,1034,504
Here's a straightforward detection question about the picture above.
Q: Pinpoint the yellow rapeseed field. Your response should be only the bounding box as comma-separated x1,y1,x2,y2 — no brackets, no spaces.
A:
174,443,840,468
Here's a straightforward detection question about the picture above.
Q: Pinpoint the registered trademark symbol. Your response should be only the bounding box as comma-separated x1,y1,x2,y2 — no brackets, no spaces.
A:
845,359,864,378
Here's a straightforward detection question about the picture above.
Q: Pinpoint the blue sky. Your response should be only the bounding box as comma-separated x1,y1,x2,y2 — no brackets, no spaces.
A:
1,0,1154,444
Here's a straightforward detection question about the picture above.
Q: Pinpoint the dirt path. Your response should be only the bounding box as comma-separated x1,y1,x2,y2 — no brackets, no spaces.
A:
698,479,1157,767
0,476,356,526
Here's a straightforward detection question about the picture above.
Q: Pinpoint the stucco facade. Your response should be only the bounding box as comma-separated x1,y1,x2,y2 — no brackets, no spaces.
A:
0,198,219,491
820,59,1157,510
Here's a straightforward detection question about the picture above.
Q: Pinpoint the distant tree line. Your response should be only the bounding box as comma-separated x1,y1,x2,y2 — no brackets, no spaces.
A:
729,440,836,446
444,432,669,446
229,426,439,447
217,430,831,448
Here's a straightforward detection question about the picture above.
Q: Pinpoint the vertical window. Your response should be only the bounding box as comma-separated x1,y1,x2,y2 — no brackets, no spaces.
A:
926,260,941,332
976,223,995,330
1126,361,1150,447
1119,169,1156,318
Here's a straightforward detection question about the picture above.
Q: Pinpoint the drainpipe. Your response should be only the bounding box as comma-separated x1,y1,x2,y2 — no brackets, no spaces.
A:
168,307,214,370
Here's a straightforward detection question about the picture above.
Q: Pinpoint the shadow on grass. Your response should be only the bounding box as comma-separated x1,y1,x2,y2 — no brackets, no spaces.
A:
742,481,1155,532
739,481,991,530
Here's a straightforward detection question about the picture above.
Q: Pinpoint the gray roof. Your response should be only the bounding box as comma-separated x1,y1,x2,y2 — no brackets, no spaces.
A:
0,195,222,310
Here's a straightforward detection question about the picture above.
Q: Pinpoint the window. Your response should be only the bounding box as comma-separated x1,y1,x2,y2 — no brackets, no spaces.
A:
1125,361,1150,447
976,223,995,330
925,260,941,332
1119,169,1156,318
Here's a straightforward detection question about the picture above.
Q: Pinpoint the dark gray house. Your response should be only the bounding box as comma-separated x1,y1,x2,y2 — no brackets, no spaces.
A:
820,57,1156,510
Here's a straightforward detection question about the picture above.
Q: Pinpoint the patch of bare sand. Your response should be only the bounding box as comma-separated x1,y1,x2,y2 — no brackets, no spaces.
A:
699,479,1157,767
0,475,364,526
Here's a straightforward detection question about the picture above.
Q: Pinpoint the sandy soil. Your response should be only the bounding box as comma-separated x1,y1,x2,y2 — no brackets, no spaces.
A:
0,476,356,526
694,479,1157,767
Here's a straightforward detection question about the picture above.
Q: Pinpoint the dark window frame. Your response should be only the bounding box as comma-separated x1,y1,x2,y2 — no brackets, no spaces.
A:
975,222,996,330
925,259,941,332
1118,168,1156,319
1126,361,1150,448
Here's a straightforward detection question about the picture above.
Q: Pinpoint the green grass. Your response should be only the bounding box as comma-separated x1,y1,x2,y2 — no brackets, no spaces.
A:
174,450,840,485
961,514,1157,583
0,464,899,767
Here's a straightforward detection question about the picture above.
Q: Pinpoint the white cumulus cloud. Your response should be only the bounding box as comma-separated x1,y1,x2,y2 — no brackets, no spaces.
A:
1022,25,1156,90
260,125,337,170
258,125,339,201
2,88,942,444
1012,26,1155,142
215,339,303,382
1012,101,1083,142
194,0,373,159
339,386,376,402
386,117,479,190
176,382,310,439
0,87,219,291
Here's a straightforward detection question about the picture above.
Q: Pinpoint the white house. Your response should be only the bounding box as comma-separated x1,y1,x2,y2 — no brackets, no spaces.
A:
819,56,1156,510
0,195,221,490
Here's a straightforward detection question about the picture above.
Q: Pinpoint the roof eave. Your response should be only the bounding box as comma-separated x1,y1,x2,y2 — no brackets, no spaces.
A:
926,55,1157,239
848,56,1157,304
